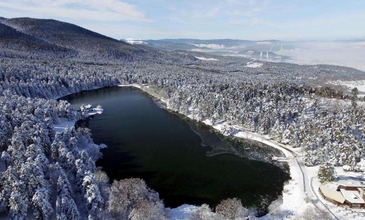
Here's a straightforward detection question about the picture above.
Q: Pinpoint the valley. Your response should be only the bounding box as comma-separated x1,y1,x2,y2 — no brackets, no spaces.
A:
0,17,365,219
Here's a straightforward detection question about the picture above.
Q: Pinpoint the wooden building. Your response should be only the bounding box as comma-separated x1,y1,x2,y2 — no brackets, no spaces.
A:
319,185,345,205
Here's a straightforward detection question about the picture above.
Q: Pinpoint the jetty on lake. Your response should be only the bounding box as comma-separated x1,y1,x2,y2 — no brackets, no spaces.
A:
80,104,104,116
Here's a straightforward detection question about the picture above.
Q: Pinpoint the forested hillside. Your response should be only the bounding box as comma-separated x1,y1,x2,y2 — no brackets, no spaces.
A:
1,17,365,219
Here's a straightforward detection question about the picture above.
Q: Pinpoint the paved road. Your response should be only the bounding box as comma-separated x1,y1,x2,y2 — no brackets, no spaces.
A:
295,156,339,220
277,143,339,219
240,134,340,219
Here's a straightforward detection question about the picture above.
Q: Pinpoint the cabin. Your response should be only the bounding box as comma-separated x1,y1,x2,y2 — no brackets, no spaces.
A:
337,181,365,190
320,181,365,208
79,104,103,116
339,188,365,208
337,181,365,208
319,185,345,205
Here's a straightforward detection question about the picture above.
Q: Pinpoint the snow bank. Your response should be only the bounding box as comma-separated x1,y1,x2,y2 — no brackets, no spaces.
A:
331,80,365,93
329,80,365,97
125,38,147,45
193,44,225,49
118,83,142,89
168,204,198,220
262,159,308,219
257,41,271,45
195,56,218,61
87,107,103,116
245,61,263,68
54,120,76,133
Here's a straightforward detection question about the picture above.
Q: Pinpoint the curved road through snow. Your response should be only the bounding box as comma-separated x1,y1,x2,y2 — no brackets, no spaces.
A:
286,146,339,220
243,135,339,219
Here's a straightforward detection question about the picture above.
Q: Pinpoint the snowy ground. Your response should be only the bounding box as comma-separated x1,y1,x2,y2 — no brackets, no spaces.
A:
53,120,77,133
312,168,365,220
245,61,263,68
329,80,365,97
167,205,198,220
118,84,142,89
195,56,219,61
87,107,104,116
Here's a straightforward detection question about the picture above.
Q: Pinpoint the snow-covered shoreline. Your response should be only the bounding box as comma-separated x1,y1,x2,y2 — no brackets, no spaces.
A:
118,83,168,104
184,111,310,219
62,84,365,219
117,84,310,218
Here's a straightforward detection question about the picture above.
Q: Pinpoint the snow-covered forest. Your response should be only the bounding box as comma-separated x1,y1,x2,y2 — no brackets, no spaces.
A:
1,17,365,219
2,59,364,169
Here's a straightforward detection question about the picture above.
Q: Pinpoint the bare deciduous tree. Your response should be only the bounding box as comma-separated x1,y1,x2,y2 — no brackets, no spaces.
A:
108,178,166,219
215,198,248,219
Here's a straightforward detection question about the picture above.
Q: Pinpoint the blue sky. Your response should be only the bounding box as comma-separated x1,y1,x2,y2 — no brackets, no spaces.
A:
0,0,364,40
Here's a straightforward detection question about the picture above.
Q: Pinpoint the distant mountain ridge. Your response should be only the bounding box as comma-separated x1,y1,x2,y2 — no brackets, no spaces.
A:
0,17,196,63
123,38,280,49
130,38,289,62
0,20,77,58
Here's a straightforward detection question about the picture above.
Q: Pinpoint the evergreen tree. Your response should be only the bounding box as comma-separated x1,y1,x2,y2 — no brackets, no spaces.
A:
318,162,336,183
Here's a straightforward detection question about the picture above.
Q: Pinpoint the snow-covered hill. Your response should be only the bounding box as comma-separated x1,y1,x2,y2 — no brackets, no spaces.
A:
1,16,365,219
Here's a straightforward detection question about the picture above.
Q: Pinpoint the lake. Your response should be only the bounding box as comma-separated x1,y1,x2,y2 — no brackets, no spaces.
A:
62,86,290,210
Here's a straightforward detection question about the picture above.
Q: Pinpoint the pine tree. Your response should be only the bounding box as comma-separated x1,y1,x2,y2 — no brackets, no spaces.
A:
9,181,28,220
318,162,336,183
82,173,104,220
56,165,80,220
32,187,53,219
56,195,80,220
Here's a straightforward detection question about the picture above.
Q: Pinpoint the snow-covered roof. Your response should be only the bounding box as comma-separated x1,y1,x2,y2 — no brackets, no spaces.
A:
340,188,365,204
319,185,345,204
338,180,365,188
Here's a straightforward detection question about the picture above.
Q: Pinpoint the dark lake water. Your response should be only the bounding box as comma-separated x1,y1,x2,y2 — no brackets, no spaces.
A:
63,86,289,209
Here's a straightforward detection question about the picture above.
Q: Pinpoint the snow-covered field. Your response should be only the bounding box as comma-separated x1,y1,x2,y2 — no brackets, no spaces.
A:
54,120,77,133
193,44,225,50
124,38,147,45
330,80,365,97
168,205,198,220
195,56,219,61
245,61,263,68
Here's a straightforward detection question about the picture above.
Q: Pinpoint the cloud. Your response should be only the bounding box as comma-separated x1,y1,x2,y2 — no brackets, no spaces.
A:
0,0,150,22
167,1,223,20
0,0,362,41
224,0,270,16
